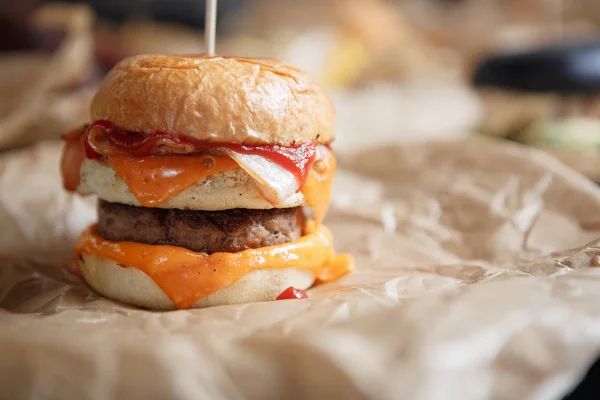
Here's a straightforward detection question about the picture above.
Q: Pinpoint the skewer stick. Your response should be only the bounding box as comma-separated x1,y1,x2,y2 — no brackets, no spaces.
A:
205,0,217,55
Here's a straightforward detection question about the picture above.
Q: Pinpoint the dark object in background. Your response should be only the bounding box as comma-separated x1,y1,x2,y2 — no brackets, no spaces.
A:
472,41,600,182
0,0,39,51
473,40,600,94
41,0,246,29
0,0,248,53
562,355,600,400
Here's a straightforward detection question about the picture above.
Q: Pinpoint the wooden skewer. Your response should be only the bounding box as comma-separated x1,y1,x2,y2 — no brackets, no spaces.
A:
205,0,217,55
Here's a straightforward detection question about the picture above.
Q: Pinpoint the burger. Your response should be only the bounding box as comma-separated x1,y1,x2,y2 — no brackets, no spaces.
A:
60,54,353,310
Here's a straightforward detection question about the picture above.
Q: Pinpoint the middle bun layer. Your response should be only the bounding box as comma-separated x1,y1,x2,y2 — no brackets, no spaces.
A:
78,159,305,210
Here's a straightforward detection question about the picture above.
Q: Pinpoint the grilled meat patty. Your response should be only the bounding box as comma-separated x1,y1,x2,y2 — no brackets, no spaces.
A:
96,200,305,254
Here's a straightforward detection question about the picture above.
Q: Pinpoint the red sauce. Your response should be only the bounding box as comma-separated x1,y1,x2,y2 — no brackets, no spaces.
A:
74,120,318,186
234,142,316,186
276,286,308,300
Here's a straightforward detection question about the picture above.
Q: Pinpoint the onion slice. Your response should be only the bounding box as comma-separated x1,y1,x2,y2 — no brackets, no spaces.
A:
222,144,330,206
222,149,298,205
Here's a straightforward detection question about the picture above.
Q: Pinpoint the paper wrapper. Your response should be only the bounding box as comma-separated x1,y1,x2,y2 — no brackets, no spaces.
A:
3,136,600,400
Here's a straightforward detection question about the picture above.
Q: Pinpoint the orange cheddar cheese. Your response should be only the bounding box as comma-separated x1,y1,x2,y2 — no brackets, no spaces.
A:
108,154,238,207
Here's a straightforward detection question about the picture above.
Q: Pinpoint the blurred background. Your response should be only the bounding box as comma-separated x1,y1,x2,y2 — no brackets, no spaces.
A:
1,0,600,179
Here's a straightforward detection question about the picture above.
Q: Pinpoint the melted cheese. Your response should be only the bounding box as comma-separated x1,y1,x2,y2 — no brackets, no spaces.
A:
108,154,238,207
302,153,335,224
75,222,354,309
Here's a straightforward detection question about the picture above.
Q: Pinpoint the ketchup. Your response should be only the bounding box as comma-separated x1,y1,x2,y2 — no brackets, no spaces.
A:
67,120,318,188
235,141,316,185
276,286,308,300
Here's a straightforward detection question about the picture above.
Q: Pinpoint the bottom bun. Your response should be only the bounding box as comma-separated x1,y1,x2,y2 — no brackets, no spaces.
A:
78,253,315,310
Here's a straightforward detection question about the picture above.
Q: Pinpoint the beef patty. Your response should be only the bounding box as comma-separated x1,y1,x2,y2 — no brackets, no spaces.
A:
96,200,305,253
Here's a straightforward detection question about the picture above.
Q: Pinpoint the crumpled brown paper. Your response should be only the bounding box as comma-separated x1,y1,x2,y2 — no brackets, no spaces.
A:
2,136,600,399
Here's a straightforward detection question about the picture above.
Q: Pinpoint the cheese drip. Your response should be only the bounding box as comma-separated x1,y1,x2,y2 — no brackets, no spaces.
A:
302,152,335,224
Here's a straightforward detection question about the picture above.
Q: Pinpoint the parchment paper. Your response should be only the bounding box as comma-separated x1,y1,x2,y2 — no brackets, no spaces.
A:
3,136,600,400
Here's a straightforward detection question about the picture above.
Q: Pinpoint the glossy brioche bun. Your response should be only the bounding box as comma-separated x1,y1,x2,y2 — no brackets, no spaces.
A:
91,54,335,146
78,158,304,210
78,253,315,309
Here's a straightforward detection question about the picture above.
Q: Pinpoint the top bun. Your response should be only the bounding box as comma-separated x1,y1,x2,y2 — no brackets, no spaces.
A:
91,55,335,145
